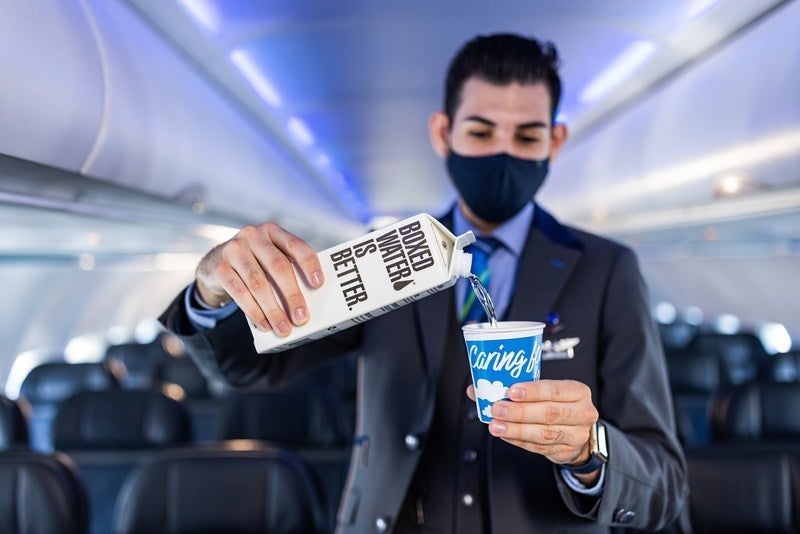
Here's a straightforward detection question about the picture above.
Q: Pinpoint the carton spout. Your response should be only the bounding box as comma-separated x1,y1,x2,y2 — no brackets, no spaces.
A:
451,230,475,279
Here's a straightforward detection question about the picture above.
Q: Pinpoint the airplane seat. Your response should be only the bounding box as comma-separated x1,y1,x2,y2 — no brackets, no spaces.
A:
154,354,229,443
0,395,29,450
685,332,769,385
686,443,800,533
113,442,327,534
52,388,191,534
665,350,721,445
658,320,699,357
759,349,800,382
686,381,800,532
0,450,89,534
217,388,352,531
104,339,171,390
18,361,119,452
253,353,359,438
710,380,800,442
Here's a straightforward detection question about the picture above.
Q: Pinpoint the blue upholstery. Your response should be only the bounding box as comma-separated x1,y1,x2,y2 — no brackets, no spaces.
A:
114,443,327,534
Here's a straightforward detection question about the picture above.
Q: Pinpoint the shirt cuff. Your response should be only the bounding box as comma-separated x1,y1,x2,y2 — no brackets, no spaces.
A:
184,282,239,331
560,464,606,497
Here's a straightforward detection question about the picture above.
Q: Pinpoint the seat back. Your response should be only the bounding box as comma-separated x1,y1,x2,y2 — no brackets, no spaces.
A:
686,332,768,385
219,389,350,448
218,389,352,531
687,444,800,532
711,381,800,442
114,443,327,534
155,355,227,443
18,361,118,451
0,451,88,534
666,350,721,445
53,389,190,534
687,380,800,531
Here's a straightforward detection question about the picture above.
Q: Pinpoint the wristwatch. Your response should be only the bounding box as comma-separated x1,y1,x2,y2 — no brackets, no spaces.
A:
561,422,608,474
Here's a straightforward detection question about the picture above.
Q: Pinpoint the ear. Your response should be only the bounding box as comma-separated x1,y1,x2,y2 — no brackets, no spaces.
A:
549,123,569,162
428,111,450,157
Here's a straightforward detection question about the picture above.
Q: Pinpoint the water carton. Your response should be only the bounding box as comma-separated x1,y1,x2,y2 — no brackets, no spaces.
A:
249,213,475,353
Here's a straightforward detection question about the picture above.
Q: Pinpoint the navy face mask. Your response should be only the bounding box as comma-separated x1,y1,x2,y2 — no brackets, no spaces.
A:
447,150,549,223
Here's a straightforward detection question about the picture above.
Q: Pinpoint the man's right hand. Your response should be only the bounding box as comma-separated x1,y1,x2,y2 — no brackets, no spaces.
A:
194,221,324,336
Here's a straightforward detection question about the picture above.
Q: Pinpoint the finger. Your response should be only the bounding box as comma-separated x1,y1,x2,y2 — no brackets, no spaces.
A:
466,384,476,401
488,421,590,463
236,224,309,327
219,232,294,334
508,379,592,403
211,260,271,331
253,223,319,325
264,222,324,289
491,399,597,427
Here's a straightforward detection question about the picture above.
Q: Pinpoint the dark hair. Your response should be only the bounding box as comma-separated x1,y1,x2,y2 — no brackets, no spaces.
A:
444,33,562,123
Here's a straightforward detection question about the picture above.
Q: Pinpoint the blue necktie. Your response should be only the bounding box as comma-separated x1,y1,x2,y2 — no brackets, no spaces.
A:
461,237,499,324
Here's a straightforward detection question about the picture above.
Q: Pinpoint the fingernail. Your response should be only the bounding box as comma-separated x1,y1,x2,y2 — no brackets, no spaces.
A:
509,387,524,399
490,421,506,435
294,307,308,323
311,271,324,287
277,321,291,336
259,320,271,331
492,403,508,418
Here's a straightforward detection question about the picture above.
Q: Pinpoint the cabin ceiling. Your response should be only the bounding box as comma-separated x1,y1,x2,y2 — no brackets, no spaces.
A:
124,0,798,238
0,0,798,253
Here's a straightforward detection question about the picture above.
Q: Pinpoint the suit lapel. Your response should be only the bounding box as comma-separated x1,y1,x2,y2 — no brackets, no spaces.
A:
506,206,582,323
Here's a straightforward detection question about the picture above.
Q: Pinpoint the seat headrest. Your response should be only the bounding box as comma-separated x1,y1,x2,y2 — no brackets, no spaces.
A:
219,390,349,448
659,321,699,351
155,356,210,399
687,333,768,384
113,444,326,534
712,381,800,441
104,341,170,389
760,351,800,382
667,351,722,393
0,451,88,533
53,389,189,449
0,396,28,450
19,362,117,405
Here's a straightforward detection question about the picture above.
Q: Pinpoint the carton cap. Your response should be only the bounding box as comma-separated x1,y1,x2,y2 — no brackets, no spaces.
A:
452,248,473,278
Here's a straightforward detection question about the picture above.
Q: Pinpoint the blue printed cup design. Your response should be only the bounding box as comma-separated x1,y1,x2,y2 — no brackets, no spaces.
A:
462,321,544,424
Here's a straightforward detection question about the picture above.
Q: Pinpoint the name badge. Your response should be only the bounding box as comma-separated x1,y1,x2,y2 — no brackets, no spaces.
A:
542,337,580,361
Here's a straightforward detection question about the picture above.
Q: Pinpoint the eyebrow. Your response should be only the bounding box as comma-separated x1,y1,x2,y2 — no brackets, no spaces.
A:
463,115,549,130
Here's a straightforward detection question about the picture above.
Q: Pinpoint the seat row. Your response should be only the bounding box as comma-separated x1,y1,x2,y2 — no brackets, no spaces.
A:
5,385,352,533
1,430,328,534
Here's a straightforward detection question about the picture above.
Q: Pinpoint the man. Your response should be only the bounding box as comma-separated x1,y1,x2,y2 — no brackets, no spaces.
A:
161,33,689,532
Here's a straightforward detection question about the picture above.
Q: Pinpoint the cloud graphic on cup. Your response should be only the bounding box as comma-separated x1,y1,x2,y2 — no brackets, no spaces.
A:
474,379,508,402
482,405,494,419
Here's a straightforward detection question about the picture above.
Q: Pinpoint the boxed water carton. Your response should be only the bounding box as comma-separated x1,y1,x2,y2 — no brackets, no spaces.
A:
249,213,475,353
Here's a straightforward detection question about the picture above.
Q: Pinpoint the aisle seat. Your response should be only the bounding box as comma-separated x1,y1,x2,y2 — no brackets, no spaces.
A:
53,388,190,534
113,442,327,534
18,361,118,452
0,451,88,534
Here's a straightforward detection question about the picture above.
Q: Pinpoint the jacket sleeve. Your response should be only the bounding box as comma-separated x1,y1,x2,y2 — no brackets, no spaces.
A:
556,247,690,530
158,289,361,388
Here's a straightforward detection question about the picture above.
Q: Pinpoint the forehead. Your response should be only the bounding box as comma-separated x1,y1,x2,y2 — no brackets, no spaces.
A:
454,77,552,124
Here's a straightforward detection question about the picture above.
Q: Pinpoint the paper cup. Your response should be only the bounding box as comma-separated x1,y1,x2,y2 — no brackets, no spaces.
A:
462,321,544,423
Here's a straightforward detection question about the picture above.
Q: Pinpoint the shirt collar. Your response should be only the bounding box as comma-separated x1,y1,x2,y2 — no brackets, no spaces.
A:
452,202,533,257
